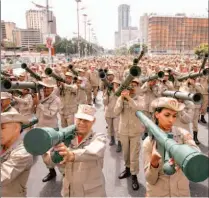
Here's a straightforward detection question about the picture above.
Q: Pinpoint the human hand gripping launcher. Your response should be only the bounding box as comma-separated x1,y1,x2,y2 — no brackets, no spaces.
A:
23,125,76,163
114,50,144,96
136,111,209,182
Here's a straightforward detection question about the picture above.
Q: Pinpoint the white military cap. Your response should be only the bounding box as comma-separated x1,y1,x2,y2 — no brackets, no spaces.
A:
1,111,29,124
38,78,56,88
75,104,96,121
151,97,185,112
65,72,74,77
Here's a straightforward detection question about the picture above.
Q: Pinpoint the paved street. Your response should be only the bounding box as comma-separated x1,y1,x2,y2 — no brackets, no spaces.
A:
27,92,209,197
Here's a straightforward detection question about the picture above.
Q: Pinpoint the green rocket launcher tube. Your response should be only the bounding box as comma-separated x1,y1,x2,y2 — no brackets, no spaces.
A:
21,117,38,130
45,68,70,85
23,125,76,163
140,71,164,84
99,71,113,90
1,79,42,92
136,111,209,182
177,68,209,82
21,63,42,81
162,90,203,104
68,64,78,76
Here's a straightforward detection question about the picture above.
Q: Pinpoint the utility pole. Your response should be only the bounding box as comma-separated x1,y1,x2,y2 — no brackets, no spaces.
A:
46,0,52,67
83,14,87,57
75,0,81,58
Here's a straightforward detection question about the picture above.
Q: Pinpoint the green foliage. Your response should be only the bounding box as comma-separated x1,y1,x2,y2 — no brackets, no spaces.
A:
194,43,208,59
36,44,48,52
53,37,102,56
129,43,141,54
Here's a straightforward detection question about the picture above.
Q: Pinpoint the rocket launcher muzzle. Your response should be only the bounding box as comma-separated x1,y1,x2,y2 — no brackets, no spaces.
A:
1,79,43,92
140,71,164,84
99,71,113,90
177,68,209,82
21,63,42,81
45,68,70,84
162,90,203,104
23,125,76,163
68,64,78,76
136,111,209,182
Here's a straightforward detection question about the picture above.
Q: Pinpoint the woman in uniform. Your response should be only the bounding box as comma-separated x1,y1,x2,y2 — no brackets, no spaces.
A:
142,97,199,197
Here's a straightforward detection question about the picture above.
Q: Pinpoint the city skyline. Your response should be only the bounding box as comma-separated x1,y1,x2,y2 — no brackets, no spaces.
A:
1,0,208,49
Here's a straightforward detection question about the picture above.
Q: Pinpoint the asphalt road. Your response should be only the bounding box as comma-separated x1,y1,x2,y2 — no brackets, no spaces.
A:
26,92,209,197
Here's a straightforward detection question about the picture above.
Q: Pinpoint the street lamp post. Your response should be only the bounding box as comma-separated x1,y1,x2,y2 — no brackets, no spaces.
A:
83,14,87,57
75,0,81,58
87,22,91,55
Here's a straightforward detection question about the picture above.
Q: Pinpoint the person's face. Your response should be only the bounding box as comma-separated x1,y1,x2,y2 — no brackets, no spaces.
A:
79,71,85,77
1,98,11,110
193,67,198,72
22,89,29,95
155,108,177,131
1,122,21,146
130,82,138,95
107,74,114,82
113,82,120,90
66,76,73,83
75,118,95,136
43,86,54,98
164,75,169,81
19,76,25,81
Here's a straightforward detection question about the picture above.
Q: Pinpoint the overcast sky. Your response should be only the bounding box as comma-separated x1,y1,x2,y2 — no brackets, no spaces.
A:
1,0,208,49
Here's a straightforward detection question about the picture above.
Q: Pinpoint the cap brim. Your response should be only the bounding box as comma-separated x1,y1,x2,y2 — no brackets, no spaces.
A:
75,113,94,121
38,81,55,88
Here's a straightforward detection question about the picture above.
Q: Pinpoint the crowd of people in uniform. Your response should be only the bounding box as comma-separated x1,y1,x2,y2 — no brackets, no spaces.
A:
1,54,208,197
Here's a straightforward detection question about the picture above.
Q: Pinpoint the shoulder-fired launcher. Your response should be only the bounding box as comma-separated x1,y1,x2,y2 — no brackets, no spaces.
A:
23,125,76,163
136,111,209,182
21,63,42,81
162,90,203,104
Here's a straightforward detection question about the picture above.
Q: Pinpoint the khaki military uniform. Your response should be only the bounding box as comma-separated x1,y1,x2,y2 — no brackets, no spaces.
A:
103,91,120,140
36,93,61,128
88,70,100,100
179,82,202,132
60,84,78,127
199,77,209,115
1,142,33,197
13,94,34,118
43,132,107,197
174,100,194,132
84,71,93,104
114,95,145,175
143,126,199,197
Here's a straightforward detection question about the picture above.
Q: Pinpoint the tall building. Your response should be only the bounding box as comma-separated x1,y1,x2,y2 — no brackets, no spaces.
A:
1,21,6,41
148,14,208,54
114,32,120,48
139,13,149,45
118,4,130,31
26,9,57,35
4,22,16,42
120,27,139,46
13,28,41,49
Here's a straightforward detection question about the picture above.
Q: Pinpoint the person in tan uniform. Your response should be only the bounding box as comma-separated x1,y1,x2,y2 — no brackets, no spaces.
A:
103,78,121,152
76,76,87,104
114,78,145,191
179,78,202,145
1,92,17,112
12,88,34,119
199,75,208,124
43,104,107,197
143,97,199,197
140,79,162,140
59,72,78,127
1,110,33,197
88,65,100,104
174,99,195,132
35,78,61,182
